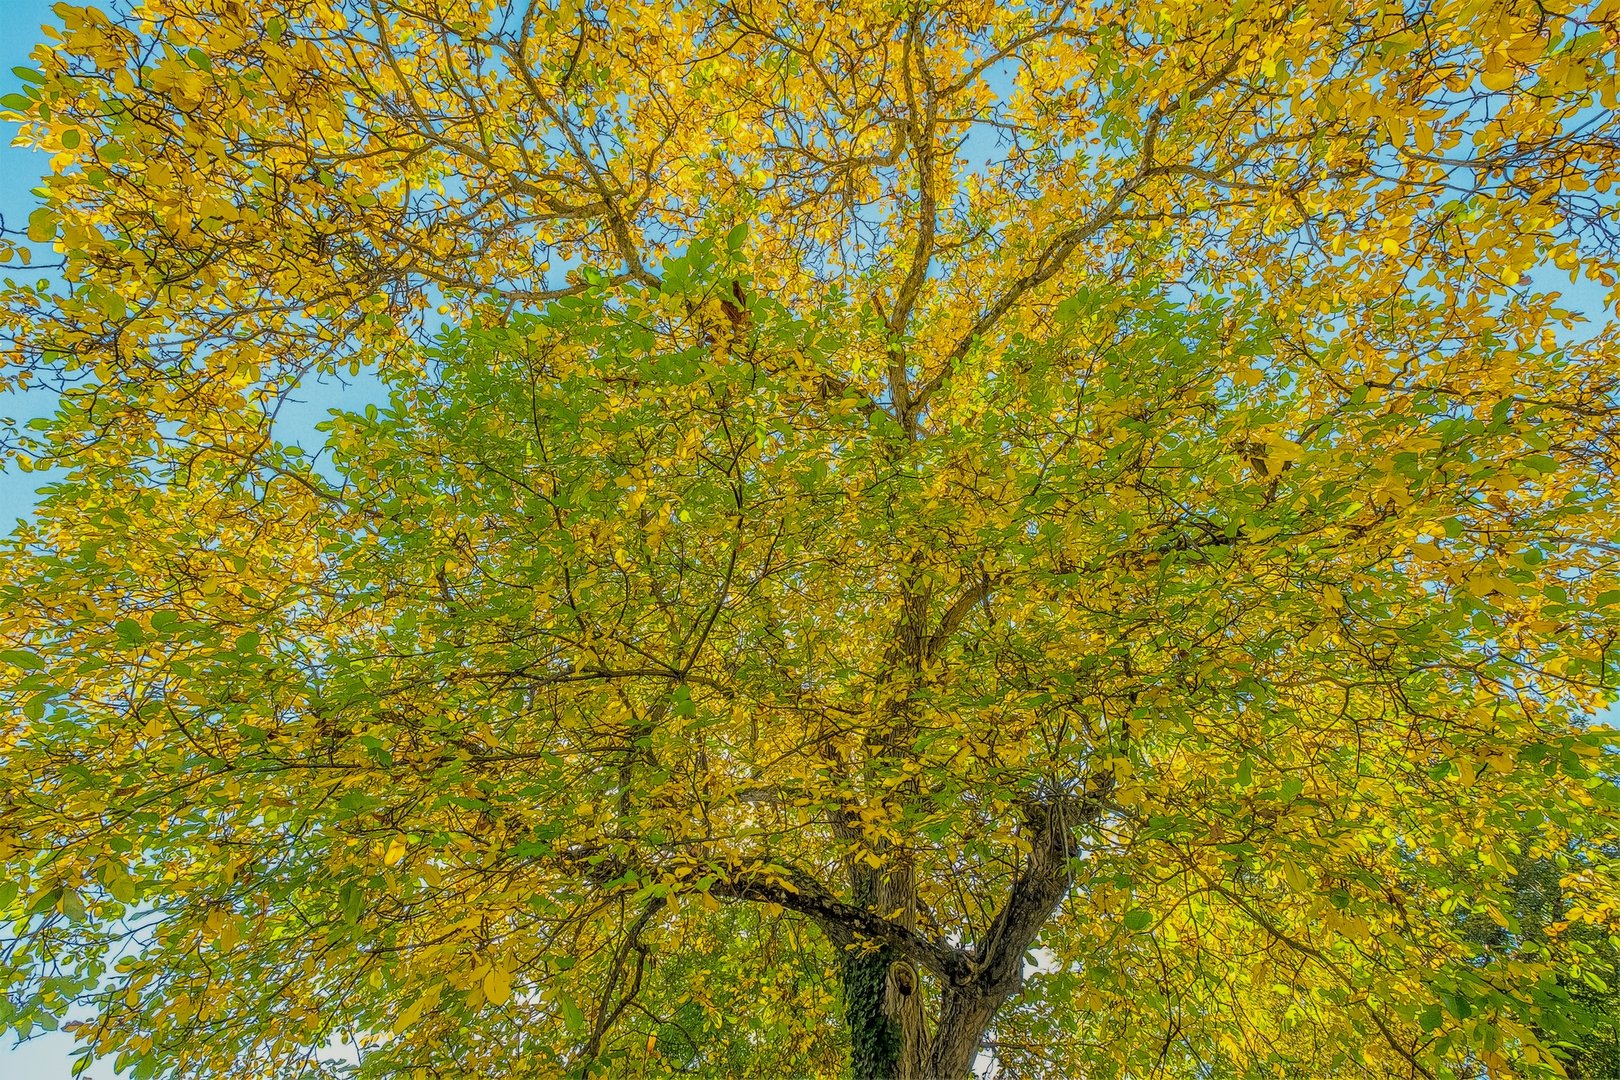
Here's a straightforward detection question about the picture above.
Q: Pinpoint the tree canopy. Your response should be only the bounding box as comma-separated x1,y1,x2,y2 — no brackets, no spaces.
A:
2,1,1620,1077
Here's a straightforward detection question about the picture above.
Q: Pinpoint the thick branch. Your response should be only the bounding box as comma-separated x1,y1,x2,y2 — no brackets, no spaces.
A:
913,56,1247,420
927,777,1115,1078
925,572,996,659
970,781,1112,993
711,866,973,985
581,897,665,1067
888,20,939,342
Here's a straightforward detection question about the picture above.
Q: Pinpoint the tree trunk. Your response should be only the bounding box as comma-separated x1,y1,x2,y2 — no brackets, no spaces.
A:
928,989,1000,1079
843,950,1006,1080
840,843,927,1079
881,853,931,1079
842,943,903,1079
833,568,1099,1078
837,812,940,1076
828,786,1108,1079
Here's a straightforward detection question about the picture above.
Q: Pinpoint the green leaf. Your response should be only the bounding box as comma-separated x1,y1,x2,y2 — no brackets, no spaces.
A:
0,649,44,670
340,882,365,925
26,887,61,916
1122,909,1153,932
107,875,136,905
90,286,127,321
26,207,57,244
1520,454,1558,476
559,993,585,1033
671,684,695,718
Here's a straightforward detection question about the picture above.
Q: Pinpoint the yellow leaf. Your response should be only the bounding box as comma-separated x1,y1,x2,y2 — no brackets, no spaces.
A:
483,965,512,1006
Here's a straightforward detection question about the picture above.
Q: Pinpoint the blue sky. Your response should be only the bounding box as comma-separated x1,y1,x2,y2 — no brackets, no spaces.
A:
0,2,385,530
0,0,58,531
1,4,116,1075
1,3,111,1069
0,4,381,1076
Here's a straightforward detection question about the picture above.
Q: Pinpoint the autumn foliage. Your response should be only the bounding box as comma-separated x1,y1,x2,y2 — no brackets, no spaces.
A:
3,1,1620,1077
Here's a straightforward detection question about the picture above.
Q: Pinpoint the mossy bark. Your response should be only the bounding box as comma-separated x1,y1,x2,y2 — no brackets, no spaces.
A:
841,944,902,1079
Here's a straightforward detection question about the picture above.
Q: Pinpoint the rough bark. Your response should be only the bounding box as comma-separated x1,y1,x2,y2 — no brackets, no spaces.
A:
881,853,932,1079
928,989,1002,1079
888,956,931,1079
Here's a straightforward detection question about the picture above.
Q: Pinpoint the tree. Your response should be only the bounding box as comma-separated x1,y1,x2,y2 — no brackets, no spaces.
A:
1462,850,1620,1078
2,0,1619,1076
